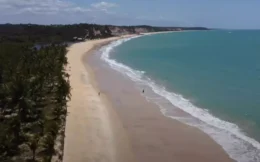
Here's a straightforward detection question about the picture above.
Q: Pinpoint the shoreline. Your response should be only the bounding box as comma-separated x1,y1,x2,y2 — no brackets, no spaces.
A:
63,34,233,162
103,32,260,162
87,37,233,161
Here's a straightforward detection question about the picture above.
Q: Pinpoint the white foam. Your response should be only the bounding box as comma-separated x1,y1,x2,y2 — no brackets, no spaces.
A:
99,37,260,162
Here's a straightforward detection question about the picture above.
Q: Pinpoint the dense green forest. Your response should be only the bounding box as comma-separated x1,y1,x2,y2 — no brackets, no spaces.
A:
0,43,70,162
0,24,112,43
0,24,208,44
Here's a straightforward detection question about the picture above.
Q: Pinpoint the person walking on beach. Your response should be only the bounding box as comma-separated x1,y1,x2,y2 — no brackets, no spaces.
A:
142,89,145,93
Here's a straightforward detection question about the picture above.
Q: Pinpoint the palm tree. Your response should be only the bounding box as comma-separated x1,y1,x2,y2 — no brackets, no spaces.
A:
0,42,70,161
26,134,40,161
8,117,21,144
40,133,55,162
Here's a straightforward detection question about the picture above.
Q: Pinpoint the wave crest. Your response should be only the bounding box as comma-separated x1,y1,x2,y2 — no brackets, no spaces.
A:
99,37,260,162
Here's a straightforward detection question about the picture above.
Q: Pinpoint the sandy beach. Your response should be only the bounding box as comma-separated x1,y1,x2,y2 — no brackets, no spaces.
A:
63,34,234,162
63,36,136,162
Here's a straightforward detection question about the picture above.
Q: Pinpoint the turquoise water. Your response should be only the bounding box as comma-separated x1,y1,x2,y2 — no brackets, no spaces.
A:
101,30,260,161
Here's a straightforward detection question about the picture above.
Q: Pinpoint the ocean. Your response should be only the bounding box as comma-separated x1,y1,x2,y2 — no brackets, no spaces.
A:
100,30,260,162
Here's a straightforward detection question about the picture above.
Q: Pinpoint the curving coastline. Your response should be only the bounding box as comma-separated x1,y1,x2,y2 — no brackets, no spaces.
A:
63,34,234,162
97,34,260,162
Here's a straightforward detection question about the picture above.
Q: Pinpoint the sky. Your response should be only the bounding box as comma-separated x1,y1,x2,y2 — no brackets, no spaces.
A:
0,0,260,29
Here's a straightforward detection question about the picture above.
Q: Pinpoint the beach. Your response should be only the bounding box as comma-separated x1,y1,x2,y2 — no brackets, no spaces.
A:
63,36,136,162
63,35,234,162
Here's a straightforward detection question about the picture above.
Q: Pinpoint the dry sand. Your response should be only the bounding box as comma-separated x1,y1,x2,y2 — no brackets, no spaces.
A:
63,36,136,162
63,34,234,162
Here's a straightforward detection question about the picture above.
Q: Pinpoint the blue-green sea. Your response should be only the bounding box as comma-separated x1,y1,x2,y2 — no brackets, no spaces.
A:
100,30,260,162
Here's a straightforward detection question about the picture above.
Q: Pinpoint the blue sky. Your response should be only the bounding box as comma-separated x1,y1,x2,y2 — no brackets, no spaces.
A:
0,0,259,29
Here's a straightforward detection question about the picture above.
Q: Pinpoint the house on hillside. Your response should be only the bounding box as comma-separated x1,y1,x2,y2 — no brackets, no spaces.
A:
94,29,101,37
72,37,84,41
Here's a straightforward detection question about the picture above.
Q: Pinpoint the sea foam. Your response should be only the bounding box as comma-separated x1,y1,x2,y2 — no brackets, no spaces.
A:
99,36,260,162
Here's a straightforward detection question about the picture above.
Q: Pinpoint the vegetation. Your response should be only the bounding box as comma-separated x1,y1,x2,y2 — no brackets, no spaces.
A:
0,24,113,43
0,42,70,162
0,24,208,44
109,25,208,32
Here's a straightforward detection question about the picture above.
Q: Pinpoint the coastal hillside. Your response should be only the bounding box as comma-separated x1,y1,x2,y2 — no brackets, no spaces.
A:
109,25,208,35
0,24,208,43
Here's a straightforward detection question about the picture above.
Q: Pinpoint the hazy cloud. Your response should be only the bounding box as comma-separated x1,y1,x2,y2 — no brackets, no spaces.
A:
0,0,179,26
91,1,118,11
0,0,91,15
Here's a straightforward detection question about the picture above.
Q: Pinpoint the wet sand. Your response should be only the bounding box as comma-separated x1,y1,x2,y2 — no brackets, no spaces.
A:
87,39,234,162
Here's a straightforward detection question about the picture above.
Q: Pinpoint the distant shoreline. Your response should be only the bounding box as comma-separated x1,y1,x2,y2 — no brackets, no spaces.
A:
0,23,209,44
